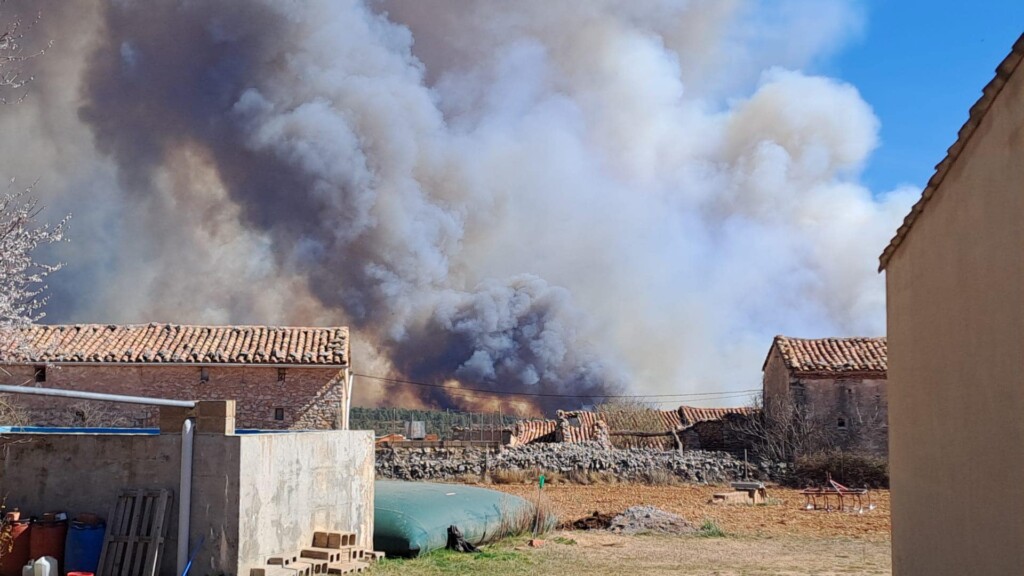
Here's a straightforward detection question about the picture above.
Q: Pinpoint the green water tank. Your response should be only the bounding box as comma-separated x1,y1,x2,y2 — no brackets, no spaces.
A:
374,480,553,557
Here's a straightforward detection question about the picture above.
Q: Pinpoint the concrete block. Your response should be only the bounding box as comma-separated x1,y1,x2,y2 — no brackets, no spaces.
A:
301,547,344,563
159,406,196,433
197,415,236,435
364,551,385,562
197,399,237,418
290,561,313,575
251,567,296,576
313,531,329,548
326,561,369,574
326,532,355,549
303,559,328,573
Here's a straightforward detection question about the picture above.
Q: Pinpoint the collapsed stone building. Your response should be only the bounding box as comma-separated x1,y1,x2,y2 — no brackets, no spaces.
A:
763,335,888,456
0,323,353,429
509,405,753,454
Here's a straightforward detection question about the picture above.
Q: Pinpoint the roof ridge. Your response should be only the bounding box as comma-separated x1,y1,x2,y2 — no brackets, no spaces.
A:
20,322,348,330
1,323,349,366
879,32,1024,271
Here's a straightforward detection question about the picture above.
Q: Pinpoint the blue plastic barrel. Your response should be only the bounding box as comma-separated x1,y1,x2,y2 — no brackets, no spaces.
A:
64,520,106,574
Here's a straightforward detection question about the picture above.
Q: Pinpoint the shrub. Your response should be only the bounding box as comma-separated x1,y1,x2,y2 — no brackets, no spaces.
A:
495,494,556,539
696,519,727,538
792,451,888,488
639,468,678,486
489,469,531,485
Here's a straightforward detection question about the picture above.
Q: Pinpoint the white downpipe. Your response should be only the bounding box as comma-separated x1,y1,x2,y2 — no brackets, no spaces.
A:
177,418,195,576
344,370,353,430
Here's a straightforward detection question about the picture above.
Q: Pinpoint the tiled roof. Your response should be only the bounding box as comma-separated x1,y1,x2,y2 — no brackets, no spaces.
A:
879,33,1024,271
510,420,558,445
558,410,605,444
680,406,754,426
0,323,349,366
771,336,886,376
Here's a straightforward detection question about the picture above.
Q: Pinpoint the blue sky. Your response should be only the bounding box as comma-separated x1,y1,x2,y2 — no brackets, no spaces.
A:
827,1,1024,193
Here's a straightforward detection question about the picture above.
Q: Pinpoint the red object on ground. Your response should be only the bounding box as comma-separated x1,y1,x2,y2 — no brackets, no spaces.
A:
67,572,95,576
0,520,32,576
29,516,68,574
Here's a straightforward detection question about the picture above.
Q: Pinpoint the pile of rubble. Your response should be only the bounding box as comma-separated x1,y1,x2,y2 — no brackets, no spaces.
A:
607,506,695,535
375,441,787,483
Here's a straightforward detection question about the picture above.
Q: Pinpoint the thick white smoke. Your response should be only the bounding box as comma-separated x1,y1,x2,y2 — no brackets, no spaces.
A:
0,0,915,411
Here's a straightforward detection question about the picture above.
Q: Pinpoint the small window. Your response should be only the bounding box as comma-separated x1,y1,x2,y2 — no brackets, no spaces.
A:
277,368,286,383
200,367,209,383
568,416,581,427
34,365,46,383
274,408,285,421
837,417,847,430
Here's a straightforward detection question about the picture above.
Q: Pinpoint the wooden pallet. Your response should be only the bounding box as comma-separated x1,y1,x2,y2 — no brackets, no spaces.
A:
97,489,174,576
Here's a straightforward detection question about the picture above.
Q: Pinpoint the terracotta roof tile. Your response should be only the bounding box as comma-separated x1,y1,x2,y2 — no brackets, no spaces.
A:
680,406,754,426
879,33,1024,271
0,323,349,367
772,335,886,376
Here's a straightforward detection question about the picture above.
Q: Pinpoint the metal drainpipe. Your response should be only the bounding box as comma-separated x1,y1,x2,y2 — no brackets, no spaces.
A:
0,384,196,407
177,418,195,576
0,384,198,575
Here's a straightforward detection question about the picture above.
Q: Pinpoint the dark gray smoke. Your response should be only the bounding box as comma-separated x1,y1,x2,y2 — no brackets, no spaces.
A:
0,1,914,411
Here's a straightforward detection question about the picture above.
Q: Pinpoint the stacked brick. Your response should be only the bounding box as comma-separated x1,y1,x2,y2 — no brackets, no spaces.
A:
250,531,384,575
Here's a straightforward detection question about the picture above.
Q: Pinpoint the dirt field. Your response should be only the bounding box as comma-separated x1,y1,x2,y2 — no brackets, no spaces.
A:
370,483,892,575
493,483,891,540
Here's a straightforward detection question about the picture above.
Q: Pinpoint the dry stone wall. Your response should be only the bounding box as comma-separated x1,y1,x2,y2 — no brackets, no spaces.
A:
376,442,788,483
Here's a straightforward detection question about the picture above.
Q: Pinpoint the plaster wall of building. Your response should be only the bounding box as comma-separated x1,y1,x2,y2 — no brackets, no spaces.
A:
0,364,346,429
0,430,373,575
885,46,1024,575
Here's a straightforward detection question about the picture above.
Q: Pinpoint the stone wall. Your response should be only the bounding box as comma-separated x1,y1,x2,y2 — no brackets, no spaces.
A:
792,376,888,456
0,364,347,430
376,442,787,484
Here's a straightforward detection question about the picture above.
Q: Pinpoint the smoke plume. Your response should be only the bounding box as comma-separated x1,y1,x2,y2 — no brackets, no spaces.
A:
0,0,915,412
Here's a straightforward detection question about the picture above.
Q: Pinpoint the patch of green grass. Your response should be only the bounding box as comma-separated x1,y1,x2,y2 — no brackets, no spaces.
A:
696,519,727,538
552,536,577,545
371,544,538,575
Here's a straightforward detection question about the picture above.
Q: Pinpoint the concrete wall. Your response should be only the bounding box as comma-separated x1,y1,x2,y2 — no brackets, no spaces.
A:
0,430,374,575
236,431,374,575
0,364,346,429
885,51,1024,574
0,433,186,575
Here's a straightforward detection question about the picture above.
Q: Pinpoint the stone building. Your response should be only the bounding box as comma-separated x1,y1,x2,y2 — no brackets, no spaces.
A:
0,323,352,430
509,405,752,451
762,335,888,456
881,33,1024,576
